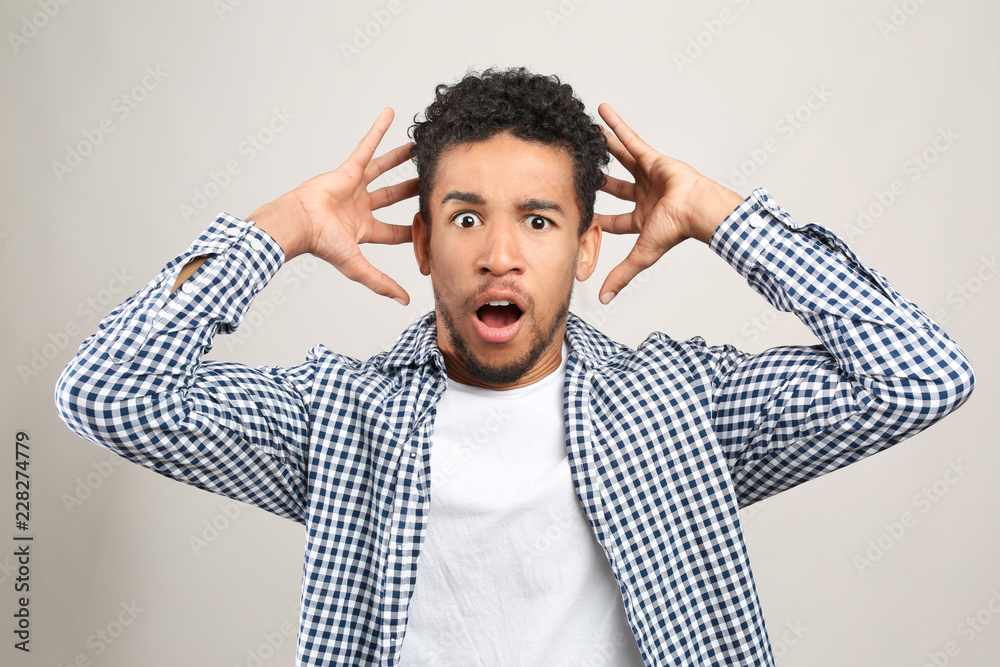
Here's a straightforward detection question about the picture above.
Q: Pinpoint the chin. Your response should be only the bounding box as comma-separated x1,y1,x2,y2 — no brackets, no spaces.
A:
438,306,569,389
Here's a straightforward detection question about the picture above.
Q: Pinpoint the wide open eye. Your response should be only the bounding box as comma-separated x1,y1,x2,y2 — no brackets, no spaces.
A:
526,215,551,230
451,211,483,229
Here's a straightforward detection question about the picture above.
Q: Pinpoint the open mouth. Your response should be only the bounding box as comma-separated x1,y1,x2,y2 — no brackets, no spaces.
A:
472,299,524,343
476,301,523,328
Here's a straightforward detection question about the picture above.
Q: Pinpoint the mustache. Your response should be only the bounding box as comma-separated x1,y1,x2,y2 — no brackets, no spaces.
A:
466,279,533,311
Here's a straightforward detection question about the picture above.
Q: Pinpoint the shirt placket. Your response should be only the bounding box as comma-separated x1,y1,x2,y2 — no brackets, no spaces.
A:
380,376,440,665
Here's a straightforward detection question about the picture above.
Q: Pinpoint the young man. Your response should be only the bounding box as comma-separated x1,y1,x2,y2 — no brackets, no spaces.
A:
56,68,975,666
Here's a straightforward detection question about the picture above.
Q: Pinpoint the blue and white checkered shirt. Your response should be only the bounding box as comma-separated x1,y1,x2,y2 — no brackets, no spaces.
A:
55,188,975,666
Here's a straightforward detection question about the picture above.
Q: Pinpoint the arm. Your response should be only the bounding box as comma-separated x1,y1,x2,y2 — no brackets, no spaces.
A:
597,104,976,506
56,218,313,520
703,190,974,504
55,109,417,520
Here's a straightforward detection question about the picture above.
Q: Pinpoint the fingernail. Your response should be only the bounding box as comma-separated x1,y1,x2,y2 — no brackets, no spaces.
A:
394,297,407,306
600,291,615,304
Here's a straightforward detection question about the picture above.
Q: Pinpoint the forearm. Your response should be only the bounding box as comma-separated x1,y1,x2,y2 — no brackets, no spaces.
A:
712,189,973,381
170,192,305,294
56,215,309,520
58,214,283,435
703,189,975,504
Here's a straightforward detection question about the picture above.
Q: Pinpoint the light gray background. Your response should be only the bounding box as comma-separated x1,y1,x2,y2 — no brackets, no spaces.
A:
2,0,998,665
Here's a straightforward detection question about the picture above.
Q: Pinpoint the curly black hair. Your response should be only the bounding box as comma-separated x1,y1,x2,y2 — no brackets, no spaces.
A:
409,67,610,236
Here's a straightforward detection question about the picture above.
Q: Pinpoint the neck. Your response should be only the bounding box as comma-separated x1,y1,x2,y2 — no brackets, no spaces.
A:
440,334,565,391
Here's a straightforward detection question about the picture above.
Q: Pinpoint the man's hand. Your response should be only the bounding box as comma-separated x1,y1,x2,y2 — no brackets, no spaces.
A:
249,107,418,305
595,103,744,304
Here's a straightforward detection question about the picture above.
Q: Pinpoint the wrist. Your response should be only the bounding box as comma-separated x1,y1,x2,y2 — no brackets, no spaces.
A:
684,176,744,245
246,192,311,260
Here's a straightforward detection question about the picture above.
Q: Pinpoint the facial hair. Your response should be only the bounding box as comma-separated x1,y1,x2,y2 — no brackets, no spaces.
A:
433,281,572,386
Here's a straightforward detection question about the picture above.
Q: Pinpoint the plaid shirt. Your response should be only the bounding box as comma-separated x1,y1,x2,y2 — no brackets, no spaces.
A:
55,188,975,666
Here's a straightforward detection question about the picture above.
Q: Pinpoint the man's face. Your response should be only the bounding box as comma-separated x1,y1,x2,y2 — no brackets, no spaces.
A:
412,132,601,390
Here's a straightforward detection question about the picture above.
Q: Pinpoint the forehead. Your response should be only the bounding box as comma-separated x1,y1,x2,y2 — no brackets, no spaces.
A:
431,133,577,207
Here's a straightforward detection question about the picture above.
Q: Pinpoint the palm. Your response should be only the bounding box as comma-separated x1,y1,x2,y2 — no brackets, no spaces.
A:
594,103,714,304
290,108,417,303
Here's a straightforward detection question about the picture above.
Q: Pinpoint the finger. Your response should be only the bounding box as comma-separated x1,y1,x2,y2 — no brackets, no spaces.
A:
599,174,635,202
364,218,413,246
594,211,635,235
335,245,411,305
598,103,656,165
346,107,395,169
365,141,414,184
370,177,419,210
598,235,677,304
601,125,637,174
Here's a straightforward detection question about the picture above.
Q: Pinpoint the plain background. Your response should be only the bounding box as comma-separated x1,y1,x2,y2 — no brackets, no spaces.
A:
2,0,998,665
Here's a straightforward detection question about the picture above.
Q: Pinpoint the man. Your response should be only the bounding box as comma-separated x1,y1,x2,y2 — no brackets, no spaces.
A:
56,68,975,666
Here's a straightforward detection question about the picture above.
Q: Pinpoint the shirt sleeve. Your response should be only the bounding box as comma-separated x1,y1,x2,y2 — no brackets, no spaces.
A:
701,188,975,507
54,213,313,523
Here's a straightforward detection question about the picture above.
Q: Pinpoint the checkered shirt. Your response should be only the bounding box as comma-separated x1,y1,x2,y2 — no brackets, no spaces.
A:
55,188,975,666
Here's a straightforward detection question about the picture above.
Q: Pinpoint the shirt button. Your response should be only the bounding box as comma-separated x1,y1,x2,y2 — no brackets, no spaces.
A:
747,214,765,228
248,237,266,252
180,281,196,294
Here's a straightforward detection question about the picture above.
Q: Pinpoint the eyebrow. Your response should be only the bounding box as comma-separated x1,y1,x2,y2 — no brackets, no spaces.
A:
440,190,485,206
440,191,565,216
518,198,564,215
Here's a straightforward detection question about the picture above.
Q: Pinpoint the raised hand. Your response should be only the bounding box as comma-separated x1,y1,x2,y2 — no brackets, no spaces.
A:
250,107,418,305
595,103,743,304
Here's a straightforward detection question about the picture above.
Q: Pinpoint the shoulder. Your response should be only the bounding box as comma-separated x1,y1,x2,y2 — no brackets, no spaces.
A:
566,312,741,379
302,311,442,390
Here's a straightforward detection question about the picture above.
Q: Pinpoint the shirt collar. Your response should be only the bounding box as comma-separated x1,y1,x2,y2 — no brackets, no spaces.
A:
563,312,630,369
380,311,446,374
380,311,630,374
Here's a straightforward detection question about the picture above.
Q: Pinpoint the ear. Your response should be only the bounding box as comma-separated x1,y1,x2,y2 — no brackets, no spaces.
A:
412,211,431,276
574,218,602,281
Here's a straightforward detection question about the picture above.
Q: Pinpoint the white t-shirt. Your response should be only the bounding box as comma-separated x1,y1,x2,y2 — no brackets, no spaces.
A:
398,343,645,666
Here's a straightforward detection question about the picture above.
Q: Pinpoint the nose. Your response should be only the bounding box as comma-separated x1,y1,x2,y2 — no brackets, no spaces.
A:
476,220,525,276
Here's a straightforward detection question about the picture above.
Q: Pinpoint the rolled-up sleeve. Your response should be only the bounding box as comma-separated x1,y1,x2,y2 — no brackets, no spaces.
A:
55,213,313,522
704,189,975,506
